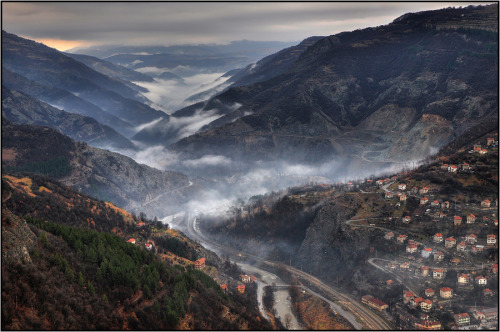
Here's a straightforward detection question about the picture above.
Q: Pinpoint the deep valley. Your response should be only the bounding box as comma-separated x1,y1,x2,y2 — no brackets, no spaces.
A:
1,3,498,331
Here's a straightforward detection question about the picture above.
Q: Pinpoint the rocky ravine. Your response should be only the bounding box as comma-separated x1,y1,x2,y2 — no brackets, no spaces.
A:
296,195,371,284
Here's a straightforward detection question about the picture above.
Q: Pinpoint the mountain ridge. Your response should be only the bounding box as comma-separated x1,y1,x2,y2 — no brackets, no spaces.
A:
169,4,498,166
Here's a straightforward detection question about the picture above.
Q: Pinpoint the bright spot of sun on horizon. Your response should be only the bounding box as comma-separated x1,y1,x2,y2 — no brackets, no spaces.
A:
32,38,92,51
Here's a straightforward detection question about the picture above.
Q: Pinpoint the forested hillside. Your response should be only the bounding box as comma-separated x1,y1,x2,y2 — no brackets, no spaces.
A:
1,173,272,330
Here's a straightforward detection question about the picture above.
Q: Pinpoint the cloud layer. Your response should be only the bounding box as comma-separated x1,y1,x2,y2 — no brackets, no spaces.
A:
3,2,490,50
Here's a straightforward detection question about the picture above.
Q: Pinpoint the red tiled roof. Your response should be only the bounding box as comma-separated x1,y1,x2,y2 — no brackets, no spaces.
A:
440,287,452,292
435,233,442,237
425,288,434,293
487,234,496,238
367,296,388,307
456,313,469,318
424,299,432,305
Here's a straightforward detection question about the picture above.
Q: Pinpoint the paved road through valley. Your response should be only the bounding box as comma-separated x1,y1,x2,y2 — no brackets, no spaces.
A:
185,213,393,330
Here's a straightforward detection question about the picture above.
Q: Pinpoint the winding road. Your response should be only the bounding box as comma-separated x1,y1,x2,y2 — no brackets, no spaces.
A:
185,213,394,330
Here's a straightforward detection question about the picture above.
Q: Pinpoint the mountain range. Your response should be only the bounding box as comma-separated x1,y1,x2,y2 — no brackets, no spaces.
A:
166,5,498,169
2,31,167,138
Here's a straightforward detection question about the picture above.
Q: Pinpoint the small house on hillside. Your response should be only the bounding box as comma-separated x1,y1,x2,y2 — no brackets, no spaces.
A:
195,258,206,270
445,237,456,248
465,234,477,244
440,287,453,299
397,234,408,244
433,269,445,279
424,288,435,297
433,233,443,243
434,251,444,262
421,247,432,258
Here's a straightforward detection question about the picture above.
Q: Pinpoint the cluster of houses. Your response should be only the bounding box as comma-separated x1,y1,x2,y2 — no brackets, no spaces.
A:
212,272,258,295
450,306,499,330
126,237,155,251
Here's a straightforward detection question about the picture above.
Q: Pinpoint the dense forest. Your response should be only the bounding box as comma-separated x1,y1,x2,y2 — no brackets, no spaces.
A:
1,173,272,330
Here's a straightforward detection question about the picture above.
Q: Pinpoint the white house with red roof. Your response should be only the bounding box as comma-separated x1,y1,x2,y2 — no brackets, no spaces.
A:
433,233,443,243
440,287,453,298
433,268,445,279
475,276,487,285
457,241,467,251
397,234,408,244
481,199,491,208
403,290,415,303
421,247,432,258
457,273,470,285
487,234,497,245
419,187,430,194
465,234,478,244
466,214,476,224
420,299,432,312
454,313,470,325
445,237,456,248
406,244,418,254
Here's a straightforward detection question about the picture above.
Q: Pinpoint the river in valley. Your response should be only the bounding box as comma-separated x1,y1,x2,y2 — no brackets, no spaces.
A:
237,263,303,330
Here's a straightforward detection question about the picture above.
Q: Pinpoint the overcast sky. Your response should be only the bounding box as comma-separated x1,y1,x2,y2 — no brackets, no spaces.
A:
2,2,494,51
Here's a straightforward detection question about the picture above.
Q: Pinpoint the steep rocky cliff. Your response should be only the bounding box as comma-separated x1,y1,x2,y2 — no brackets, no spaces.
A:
296,195,370,282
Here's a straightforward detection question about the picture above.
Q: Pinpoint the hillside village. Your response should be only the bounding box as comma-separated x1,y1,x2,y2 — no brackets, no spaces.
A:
317,133,498,330
200,127,498,330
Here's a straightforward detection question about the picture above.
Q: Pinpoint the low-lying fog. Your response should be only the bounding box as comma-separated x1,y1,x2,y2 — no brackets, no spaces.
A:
116,141,422,223
133,70,231,113
109,66,423,222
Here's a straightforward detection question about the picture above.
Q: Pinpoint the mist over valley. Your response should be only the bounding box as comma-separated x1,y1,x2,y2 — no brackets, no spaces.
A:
1,3,498,331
